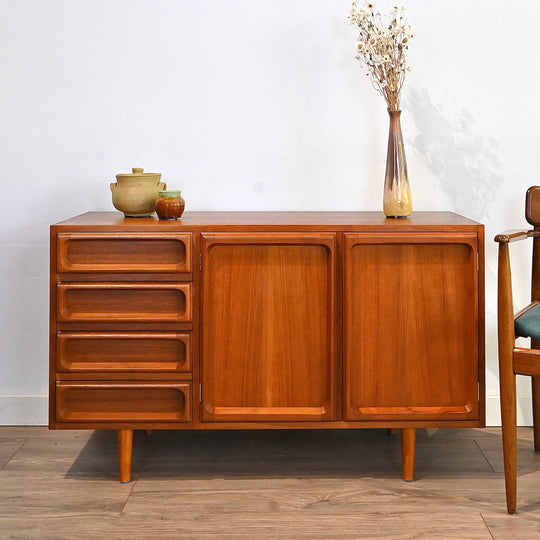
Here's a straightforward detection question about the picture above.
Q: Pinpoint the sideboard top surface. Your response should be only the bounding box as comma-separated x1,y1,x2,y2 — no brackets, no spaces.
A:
52,211,483,232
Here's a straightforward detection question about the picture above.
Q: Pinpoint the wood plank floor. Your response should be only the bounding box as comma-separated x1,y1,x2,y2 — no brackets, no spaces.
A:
1,427,540,539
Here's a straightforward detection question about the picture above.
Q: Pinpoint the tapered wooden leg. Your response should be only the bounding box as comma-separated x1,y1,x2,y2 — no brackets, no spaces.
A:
117,429,133,483
497,242,517,513
500,372,517,514
401,427,416,482
531,376,540,452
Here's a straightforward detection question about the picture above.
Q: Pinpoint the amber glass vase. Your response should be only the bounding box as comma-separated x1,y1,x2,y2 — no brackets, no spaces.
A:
383,109,412,218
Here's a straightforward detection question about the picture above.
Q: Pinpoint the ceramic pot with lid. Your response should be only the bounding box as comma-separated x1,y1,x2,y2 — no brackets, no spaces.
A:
110,167,167,217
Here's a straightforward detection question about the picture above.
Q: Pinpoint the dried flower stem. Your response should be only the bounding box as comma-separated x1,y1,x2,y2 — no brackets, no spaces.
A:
349,1,413,110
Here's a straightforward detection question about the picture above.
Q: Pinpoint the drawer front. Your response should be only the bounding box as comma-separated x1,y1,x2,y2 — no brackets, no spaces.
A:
57,233,192,273
56,382,192,422
57,332,191,373
57,283,192,323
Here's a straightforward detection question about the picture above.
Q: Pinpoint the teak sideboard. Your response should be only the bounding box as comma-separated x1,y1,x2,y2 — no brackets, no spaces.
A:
49,211,485,482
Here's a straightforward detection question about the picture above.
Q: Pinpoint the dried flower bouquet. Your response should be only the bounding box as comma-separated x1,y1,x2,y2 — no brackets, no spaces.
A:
349,2,413,111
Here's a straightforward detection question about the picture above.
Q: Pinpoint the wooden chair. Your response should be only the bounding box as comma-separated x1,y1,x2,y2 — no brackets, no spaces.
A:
495,186,540,514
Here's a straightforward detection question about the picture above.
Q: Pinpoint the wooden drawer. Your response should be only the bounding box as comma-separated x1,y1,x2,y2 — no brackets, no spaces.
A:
57,233,192,273
56,382,192,422
57,283,192,323
57,332,191,373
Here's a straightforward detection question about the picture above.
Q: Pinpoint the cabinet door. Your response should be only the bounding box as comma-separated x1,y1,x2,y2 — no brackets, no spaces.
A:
344,233,480,421
201,233,337,422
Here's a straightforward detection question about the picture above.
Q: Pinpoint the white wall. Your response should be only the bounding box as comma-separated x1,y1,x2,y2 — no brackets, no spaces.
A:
0,0,537,425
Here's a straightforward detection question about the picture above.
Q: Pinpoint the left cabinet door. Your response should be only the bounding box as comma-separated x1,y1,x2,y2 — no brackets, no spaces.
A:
200,233,338,422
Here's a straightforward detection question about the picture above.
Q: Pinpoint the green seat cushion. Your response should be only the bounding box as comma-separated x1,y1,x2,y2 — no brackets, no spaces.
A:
515,303,540,340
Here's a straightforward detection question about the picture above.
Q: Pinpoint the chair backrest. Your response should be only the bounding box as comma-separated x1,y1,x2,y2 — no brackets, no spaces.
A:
526,187,540,302
526,186,540,226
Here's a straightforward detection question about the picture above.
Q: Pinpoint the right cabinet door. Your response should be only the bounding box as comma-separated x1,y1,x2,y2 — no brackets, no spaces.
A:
343,232,480,422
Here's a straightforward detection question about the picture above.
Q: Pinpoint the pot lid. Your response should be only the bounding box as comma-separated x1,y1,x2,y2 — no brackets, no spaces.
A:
116,167,161,180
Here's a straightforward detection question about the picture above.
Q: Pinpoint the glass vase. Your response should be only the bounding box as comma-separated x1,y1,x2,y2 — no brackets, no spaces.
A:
383,109,412,218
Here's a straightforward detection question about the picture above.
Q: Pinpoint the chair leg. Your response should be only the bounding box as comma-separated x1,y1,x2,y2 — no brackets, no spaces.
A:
500,371,517,514
497,241,518,513
531,376,540,452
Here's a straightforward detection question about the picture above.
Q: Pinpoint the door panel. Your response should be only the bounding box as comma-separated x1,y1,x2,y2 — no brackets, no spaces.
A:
201,233,337,421
344,233,479,421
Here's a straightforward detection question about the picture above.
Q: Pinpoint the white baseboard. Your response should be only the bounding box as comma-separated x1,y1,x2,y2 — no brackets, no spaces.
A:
486,395,532,426
0,396,48,425
0,395,533,427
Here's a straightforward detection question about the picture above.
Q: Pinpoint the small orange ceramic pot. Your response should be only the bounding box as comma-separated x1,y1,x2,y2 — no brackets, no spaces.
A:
155,190,185,220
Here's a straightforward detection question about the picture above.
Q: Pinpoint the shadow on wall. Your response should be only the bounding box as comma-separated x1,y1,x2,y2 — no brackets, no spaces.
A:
403,88,503,222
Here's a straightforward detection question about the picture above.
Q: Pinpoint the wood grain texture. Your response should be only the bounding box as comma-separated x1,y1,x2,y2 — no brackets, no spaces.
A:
118,429,133,483
526,186,540,226
57,232,192,273
200,233,337,422
1,427,540,539
52,210,482,229
0,437,25,470
57,282,192,323
344,233,479,421
532,375,540,451
495,193,540,514
56,332,191,373
531,220,540,453
49,212,484,485
56,383,192,423
401,428,416,481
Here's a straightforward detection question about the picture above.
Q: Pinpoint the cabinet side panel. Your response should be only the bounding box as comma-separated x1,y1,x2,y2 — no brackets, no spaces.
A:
49,227,58,428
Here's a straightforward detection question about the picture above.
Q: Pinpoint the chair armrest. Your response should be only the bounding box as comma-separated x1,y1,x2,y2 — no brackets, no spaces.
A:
494,229,534,243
